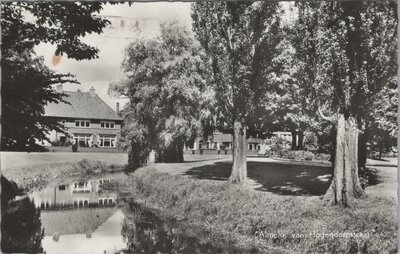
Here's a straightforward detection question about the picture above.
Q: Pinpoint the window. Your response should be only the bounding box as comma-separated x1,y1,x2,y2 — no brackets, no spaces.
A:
99,135,117,147
74,198,89,207
98,198,114,206
100,121,115,129
73,134,91,147
75,120,90,128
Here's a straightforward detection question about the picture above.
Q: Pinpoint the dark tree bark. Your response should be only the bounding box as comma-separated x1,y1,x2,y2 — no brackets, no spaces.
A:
155,139,184,163
291,131,297,150
298,131,304,150
229,121,247,184
358,126,368,169
323,115,364,207
127,141,149,172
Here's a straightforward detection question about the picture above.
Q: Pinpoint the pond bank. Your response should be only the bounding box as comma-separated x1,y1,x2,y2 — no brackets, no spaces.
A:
126,166,397,254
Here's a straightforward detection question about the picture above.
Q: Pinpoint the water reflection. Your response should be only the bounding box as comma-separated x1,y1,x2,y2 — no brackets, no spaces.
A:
3,177,255,254
29,178,117,210
119,202,256,254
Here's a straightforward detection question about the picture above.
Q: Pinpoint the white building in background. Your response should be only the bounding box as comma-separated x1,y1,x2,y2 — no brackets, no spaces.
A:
41,85,122,148
272,132,293,142
185,131,297,154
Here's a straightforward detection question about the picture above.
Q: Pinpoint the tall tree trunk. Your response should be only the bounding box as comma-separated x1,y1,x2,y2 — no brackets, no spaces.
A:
229,121,247,184
127,141,143,172
155,139,184,163
298,131,304,150
291,130,297,150
358,118,368,170
323,114,364,207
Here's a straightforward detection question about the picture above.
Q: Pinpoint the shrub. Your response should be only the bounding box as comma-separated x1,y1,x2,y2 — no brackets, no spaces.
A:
281,150,315,161
63,140,72,147
303,132,319,151
271,137,290,156
72,142,78,152
51,140,63,147
315,153,331,162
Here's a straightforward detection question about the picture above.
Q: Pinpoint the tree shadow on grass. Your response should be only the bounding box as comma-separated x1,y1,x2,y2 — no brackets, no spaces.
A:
184,161,383,196
184,161,336,196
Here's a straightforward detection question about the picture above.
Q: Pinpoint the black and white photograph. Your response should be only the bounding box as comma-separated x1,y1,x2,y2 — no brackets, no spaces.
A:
1,1,398,253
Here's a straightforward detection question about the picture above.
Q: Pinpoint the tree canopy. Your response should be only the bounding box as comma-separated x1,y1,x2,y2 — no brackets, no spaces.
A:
111,21,214,170
1,2,110,150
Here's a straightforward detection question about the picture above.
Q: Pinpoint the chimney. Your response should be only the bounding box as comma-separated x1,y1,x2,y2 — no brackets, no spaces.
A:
116,102,120,115
56,84,63,93
89,87,96,97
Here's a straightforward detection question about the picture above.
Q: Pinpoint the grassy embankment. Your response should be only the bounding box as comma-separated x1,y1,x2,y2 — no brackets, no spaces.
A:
126,166,397,254
2,159,126,192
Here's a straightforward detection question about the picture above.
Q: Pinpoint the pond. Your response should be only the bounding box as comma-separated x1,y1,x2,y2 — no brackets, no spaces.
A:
2,176,256,254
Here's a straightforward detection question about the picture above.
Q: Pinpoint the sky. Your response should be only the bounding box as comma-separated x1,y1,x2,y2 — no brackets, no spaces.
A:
34,2,192,111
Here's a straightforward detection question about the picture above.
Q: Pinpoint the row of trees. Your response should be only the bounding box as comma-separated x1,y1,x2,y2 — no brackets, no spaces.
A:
114,1,397,207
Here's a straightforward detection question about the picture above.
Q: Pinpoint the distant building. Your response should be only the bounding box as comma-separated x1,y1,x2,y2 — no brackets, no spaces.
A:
42,85,123,148
185,130,302,154
186,130,264,154
272,131,292,143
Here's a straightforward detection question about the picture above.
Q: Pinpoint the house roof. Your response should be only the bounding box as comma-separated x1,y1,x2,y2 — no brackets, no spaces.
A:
44,91,122,121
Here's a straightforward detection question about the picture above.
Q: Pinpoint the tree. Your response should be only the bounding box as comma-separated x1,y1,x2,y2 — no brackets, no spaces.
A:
191,2,282,183
1,2,110,150
111,21,213,171
292,1,397,206
368,84,398,159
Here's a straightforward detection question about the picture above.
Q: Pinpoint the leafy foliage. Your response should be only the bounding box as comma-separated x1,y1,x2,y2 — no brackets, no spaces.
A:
292,1,397,122
191,2,283,127
303,132,318,152
112,21,213,168
1,2,110,150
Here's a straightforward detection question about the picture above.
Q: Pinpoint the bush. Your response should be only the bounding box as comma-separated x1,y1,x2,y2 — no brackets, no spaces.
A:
271,137,290,156
315,153,331,162
51,140,63,147
63,140,72,147
281,150,315,161
72,143,78,152
303,132,319,151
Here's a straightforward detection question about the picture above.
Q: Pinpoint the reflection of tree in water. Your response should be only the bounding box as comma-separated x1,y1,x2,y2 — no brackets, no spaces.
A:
1,176,44,253
118,202,248,254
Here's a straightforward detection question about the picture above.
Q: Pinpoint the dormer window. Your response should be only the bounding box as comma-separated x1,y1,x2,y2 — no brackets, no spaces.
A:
75,120,90,128
100,121,115,129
